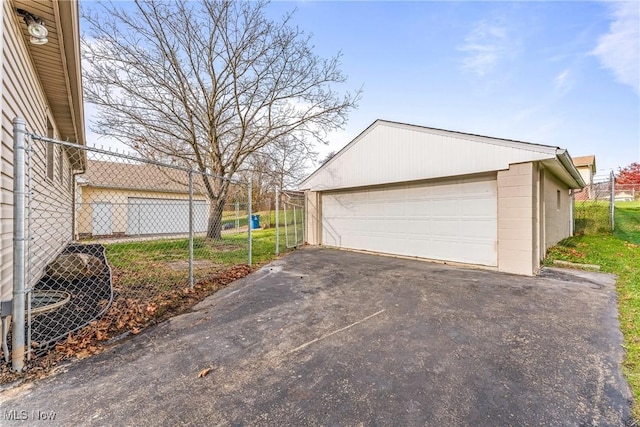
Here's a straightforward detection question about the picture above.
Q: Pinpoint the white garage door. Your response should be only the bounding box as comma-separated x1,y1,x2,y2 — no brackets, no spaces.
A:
322,175,497,266
127,198,208,235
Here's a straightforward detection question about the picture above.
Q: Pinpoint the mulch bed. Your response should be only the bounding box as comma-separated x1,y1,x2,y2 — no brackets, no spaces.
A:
30,244,112,356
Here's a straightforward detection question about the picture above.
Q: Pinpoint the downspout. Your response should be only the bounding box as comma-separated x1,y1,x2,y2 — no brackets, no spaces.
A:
569,189,574,236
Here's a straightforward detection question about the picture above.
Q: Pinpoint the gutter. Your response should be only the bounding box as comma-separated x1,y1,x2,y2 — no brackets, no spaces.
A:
556,149,586,188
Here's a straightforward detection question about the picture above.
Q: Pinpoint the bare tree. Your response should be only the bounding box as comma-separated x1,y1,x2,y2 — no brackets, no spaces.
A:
243,134,316,196
82,0,360,238
320,151,337,166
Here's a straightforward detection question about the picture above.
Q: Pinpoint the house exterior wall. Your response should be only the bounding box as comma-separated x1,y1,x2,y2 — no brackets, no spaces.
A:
76,186,208,236
1,3,75,308
574,165,593,201
543,170,572,251
497,162,538,276
577,166,592,187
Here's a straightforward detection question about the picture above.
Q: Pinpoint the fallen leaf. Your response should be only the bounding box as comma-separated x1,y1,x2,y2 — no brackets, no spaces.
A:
198,367,212,378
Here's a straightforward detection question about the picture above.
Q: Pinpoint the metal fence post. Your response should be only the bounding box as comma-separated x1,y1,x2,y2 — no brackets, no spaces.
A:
610,171,615,231
248,182,252,266
275,188,279,255
188,170,195,288
569,189,574,236
12,117,27,371
235,200,239,232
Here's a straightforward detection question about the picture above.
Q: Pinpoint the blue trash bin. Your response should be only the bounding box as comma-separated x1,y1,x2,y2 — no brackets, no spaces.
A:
250,214,260,229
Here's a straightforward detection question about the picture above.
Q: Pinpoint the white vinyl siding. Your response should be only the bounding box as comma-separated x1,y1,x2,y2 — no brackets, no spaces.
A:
302,121,557,192
321,175,498,267
1,2,75,306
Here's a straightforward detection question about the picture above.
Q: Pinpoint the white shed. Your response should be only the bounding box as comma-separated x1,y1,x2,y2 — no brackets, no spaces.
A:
300,120,585,276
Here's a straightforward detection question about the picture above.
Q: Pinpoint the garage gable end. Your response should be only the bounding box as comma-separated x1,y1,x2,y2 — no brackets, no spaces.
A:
300,120,561,191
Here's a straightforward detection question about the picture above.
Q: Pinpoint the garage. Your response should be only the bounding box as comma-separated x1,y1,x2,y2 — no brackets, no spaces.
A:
322,175,497,266
301,120,586,275
127,198,208,235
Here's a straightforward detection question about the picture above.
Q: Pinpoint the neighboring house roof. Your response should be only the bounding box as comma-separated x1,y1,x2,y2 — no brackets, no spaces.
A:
300,119,585,191
81,160,206,195
572,155,596,172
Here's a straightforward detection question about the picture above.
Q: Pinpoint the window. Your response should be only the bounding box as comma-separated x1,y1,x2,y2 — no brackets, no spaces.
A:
557,190,561,210
46,142,54,181
46,118,54,181
58,146,64,184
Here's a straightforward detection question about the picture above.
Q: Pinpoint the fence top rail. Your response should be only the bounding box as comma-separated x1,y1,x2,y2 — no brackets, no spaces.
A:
28,133,242,184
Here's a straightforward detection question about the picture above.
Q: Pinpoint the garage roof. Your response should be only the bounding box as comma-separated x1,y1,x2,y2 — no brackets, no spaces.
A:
80,161,206,194
300,120,585,191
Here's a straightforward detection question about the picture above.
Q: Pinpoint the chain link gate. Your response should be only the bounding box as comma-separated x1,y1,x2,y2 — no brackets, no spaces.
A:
281,190,305,248
5,118,252,370
572,171,616,235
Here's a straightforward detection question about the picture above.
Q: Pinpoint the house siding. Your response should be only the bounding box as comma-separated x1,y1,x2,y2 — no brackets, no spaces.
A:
301,121,556,191
1,2,74,309
577,166,592,187
76,187,209,236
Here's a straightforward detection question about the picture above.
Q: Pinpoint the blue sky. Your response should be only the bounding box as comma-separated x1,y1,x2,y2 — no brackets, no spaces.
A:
83,1,640,177
262,0,640,176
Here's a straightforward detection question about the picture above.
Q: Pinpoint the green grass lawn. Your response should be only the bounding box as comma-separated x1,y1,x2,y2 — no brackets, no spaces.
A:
574,200,612,235
220,208,303,230
106,227,285,285
544,200,640,419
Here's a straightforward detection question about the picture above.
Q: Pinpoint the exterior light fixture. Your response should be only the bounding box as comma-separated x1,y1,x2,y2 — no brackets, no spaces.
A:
16,9,48,45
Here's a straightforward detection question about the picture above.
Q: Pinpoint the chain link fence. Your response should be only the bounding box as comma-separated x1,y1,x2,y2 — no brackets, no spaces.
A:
572,171,615,235
4,120,255,370
614,184,640,203
281,190,305,248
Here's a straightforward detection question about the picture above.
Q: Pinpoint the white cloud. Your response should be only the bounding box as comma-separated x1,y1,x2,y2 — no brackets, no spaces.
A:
459,20,513,77
592,1,640,94
554,69,573,96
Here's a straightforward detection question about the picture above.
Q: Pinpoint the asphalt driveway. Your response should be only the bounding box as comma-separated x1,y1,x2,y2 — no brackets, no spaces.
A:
0,247,632,426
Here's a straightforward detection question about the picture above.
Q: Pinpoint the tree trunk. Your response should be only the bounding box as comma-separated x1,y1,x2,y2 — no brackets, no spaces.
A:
206,199,225,240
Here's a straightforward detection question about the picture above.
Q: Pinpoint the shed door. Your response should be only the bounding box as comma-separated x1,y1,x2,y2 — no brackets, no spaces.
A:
92,202,112,236
321,175,497,266
127,198,208,235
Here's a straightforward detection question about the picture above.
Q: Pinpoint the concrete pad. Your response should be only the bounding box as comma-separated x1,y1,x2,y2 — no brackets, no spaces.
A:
0,247,632,425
